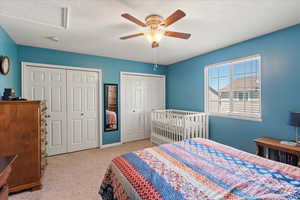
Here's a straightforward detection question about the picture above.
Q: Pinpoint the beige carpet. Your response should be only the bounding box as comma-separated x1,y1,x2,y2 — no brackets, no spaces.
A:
10,140,154,200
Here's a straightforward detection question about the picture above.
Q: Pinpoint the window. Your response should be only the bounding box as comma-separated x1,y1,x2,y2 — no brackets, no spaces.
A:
205,55,261,121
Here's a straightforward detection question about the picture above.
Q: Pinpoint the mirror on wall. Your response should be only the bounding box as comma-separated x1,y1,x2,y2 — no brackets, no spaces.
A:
104,84,118,132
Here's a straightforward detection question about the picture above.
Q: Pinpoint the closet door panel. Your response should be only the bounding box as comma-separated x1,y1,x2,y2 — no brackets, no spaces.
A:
124,76,146,142
84,72,99,147
151,77,165,110
144,76,165,138
23,67,67,156
51,120,63,146
47,69,67,156
122,74,165,143
67,70,99,152
67,70,86,152
71,119,84,144
24,67,47,100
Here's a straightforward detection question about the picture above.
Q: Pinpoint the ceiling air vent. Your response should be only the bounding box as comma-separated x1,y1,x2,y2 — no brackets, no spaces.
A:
0,1,70,30
61,7,69,29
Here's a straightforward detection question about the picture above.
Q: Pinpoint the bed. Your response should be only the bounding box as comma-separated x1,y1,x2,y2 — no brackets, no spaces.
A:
99,138,300,199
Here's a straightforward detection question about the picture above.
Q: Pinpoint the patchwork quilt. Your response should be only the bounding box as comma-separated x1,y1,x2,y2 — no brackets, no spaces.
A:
99,139,300,199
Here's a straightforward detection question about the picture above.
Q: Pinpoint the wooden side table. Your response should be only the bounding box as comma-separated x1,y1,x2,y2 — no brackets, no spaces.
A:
254,137,300,167
0,156,17,200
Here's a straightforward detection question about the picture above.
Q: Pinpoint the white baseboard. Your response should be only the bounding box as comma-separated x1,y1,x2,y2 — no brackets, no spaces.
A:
101,142,122,149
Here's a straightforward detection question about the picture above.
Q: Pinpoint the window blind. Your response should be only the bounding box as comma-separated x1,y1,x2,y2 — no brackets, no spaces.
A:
205,55,261,120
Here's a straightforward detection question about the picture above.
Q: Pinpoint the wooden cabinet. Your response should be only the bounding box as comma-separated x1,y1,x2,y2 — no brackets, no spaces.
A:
0,101,47,193
254,137,300,167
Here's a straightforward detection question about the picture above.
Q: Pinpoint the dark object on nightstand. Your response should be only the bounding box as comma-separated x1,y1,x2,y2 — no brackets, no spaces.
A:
1,89,26,101
254,137,300,167
1,89,16,101
0,155,17,200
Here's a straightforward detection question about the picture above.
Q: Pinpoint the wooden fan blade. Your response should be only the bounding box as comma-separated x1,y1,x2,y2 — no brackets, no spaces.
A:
121,13,146,27
152,41,159,48
120,33,144,40
164,31,191,39
164,9,186,27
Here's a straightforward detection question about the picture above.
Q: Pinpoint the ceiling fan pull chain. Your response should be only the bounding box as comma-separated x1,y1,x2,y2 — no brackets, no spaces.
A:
153,48,159,71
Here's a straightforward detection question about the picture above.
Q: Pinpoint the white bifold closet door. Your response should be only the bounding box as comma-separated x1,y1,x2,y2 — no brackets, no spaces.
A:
67,70,99,152
124,75,146,142
23,67,67,156
123,74,165,142
23,65,100,156
144,76,165,138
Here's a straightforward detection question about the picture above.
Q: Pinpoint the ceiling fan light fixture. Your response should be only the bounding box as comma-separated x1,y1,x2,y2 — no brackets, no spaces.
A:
120,9,190,48
145,28,164,44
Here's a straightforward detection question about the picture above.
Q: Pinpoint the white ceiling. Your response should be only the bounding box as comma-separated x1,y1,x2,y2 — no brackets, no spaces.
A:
1,0,300,65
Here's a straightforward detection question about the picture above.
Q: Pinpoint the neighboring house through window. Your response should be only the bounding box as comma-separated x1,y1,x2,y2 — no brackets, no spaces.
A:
205,55,261,121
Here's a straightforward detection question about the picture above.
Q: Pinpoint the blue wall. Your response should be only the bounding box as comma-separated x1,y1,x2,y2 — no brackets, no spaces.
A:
1,25,166,145
17,45,166,145
3,24,300,151
167,24,300,153
0,27,19,95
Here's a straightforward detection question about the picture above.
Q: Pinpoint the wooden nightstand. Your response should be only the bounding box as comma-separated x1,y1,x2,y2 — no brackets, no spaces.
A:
254,137,300,167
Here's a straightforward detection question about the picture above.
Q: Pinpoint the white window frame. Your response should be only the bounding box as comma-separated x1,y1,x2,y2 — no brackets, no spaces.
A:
204,54,262,122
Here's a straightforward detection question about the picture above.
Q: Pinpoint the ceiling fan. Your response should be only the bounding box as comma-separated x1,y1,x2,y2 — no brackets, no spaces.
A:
120,9,191,48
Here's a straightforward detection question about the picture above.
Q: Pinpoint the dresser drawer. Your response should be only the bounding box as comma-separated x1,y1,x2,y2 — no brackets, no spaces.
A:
0,185,8,200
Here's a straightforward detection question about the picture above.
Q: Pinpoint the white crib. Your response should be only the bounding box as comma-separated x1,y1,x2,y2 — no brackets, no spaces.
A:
151,109,209,145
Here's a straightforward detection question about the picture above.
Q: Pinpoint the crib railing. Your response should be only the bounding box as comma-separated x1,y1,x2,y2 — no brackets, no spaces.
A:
151,109,209,145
